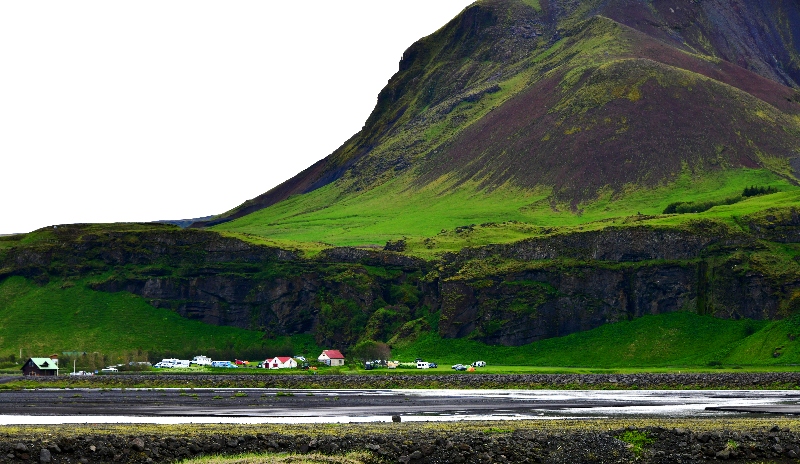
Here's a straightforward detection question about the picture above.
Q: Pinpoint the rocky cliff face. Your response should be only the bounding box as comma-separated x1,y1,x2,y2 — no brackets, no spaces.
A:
437,260,786,346
2,214,799,348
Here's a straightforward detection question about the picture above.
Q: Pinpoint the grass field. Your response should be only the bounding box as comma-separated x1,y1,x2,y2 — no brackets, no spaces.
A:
0,276,292,363
392,312,798,369
213,168,797,257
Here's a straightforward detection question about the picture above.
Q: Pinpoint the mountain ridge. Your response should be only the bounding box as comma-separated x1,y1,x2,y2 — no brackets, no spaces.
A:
2,0,800,364
193,0,800,228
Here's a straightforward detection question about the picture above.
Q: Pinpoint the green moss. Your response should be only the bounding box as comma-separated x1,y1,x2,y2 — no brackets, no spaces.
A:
0,276,270,360
617,430,654,457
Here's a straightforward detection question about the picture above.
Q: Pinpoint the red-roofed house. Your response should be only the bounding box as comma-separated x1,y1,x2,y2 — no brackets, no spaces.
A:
318,350,345,366
263,357,298,369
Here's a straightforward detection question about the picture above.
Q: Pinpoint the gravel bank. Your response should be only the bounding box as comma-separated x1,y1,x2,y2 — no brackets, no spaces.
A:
6,372,800,389
3,421,800,463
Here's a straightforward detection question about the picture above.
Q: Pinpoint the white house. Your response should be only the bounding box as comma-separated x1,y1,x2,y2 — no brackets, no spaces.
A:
318,350,345,366
264,357,298,369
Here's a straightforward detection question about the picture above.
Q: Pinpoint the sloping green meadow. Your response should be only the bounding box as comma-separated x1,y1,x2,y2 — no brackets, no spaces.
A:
393,311,800,368
214,168,797,256
0,276,270,361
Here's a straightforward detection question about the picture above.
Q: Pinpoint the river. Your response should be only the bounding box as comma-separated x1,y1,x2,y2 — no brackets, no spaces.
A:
1,388,797,424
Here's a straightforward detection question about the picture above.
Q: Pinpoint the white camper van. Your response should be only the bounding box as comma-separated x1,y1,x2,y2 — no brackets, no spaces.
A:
155,358,180,368
190,355,212,366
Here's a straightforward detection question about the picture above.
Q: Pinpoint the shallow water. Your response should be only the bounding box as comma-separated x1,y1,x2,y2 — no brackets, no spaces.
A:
1,389,797,424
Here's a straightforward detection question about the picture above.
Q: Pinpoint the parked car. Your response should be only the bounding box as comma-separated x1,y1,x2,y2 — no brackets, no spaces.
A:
100,367,118,373
211,361,237,368
453,364,467,371
428,362,438,368
69,371,93,376
234,359,249,366
471,361,486,367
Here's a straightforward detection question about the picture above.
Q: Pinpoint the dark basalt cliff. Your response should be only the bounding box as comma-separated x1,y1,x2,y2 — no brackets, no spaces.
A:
2,211,799,348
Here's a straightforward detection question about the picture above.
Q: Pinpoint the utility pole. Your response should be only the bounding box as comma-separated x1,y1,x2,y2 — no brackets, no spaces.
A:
73,359,76,374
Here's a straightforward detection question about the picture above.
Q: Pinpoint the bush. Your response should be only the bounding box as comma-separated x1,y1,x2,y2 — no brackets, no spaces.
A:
350,340,391,361
662,195,741,214
742,185,778,197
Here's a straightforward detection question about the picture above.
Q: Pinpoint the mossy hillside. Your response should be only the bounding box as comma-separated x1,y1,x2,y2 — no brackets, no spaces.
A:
0,276,312,362
340,17,640,196
0,222,438,355
202,0,800,231
392,311,779,368
214,166,796,257
1,257,799,368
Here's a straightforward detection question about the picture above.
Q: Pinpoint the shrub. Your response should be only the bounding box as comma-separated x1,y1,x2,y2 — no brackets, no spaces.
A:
662,195,741,214
350,340,391,361
742,185,778,197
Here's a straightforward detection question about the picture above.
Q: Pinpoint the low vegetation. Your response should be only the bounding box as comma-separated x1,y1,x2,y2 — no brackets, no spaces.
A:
213,168,797,258
662,185,780,215
617,430,654,458
177,452,374,464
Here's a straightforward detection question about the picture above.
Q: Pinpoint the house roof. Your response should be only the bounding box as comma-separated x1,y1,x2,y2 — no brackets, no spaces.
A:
23,358,59,370
267,357,293,363
321,350,344,359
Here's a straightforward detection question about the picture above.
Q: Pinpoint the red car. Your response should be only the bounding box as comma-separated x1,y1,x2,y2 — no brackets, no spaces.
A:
234,359,249,366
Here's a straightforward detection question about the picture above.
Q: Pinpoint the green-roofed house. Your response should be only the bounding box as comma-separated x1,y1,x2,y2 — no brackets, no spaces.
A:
21,355,59,376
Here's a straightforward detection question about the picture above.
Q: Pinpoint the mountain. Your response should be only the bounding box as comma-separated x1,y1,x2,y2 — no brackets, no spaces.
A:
1,0,800,365
194,0,800,235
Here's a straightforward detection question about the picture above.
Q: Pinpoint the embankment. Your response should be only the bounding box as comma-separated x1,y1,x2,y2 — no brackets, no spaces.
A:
3,420,800,463
7,372,800,389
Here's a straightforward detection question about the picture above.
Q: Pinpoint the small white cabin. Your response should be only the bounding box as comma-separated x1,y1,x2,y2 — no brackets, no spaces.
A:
264,357,298,369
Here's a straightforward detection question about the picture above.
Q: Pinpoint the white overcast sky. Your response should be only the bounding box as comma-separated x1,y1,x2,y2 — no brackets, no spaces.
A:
0,1,474,235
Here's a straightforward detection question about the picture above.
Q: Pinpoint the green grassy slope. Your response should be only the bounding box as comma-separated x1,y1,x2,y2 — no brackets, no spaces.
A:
4,270,798,368
213,167,798,256
207,6,800,257
0,276,317,361
393,312,799,368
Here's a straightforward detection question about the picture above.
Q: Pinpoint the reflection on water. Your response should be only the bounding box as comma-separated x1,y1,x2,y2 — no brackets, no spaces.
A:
1,389,798,425
0,414,583,425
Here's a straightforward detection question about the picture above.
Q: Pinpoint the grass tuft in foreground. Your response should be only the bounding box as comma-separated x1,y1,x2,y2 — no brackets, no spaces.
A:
178,452,374,464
